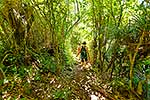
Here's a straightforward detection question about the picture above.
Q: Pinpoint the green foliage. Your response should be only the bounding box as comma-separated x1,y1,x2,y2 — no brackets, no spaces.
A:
0,0,150,99
133,57,150,98
37,52,57,73
53,88,71,100
0,41,5,61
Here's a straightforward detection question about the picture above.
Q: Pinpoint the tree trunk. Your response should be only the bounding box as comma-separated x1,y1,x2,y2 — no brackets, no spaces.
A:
129,32,144,98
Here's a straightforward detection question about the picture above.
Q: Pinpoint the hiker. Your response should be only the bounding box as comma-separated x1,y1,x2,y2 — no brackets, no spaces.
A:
76,41,90,66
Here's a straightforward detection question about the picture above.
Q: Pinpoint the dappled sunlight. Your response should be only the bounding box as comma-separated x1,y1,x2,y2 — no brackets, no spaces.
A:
0,0,150,99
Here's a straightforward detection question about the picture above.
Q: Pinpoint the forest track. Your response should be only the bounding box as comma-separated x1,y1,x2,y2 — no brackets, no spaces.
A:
69,63,111,100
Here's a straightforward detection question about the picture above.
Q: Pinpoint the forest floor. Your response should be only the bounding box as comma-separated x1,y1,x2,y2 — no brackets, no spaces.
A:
28,62,112,100
2,59,114,100
2,54,146,100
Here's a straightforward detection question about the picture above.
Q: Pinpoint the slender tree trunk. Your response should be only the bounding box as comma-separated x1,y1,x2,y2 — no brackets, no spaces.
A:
129,32,144,98
91,0,98,64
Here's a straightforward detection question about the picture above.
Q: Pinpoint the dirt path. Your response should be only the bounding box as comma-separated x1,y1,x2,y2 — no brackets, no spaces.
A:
2,61,112,100
71,64,108,100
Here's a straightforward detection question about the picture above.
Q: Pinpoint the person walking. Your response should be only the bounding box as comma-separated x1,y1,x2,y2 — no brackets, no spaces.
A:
76,41,90,68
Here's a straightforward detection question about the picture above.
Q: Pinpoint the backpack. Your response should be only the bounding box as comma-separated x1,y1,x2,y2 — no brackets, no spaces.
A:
80,46,87,57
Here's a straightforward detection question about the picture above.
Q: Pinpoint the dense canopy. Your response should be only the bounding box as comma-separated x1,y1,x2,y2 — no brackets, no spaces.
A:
0,0,150,99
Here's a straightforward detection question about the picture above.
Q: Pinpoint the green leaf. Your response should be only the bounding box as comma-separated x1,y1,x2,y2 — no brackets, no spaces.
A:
35,74,41,81
137,81,143,95
0,79,3,85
